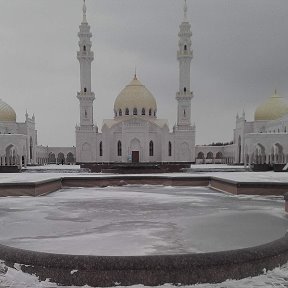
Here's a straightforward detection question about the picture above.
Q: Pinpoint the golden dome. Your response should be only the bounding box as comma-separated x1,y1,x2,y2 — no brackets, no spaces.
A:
0,99,16,122
114,75,157,117
254,91,288,121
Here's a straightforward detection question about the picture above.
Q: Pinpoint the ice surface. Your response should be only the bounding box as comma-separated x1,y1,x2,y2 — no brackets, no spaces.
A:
0,185,286,256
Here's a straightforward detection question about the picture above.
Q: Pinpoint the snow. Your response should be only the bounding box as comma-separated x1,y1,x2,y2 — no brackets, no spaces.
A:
0,170,288,185
0,162,287,184
1,168,288,286
191,164,245,169
1,260,288,288
24,164,81,170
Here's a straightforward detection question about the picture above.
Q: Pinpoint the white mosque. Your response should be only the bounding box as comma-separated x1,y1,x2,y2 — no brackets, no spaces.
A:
75,0,195,164
0,0,288,169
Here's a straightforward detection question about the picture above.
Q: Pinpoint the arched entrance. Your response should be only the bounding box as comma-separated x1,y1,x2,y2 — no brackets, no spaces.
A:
130,138,141,163
274,143,284,164
255,143,266,164
196,152,205,164
5,145,19,166
66,152,75,164
57,152,65,165
48,153,56,164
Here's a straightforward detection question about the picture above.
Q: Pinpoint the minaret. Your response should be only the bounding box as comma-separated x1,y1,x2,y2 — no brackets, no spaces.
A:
176,0,193,128
77,0,95,128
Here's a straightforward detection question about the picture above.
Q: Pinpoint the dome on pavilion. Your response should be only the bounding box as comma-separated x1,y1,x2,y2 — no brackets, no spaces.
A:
255,91,288,121
0,99,16,122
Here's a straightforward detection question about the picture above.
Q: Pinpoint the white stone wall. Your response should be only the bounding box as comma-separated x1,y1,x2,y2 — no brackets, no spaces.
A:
76,126,97,163
0,121,17,134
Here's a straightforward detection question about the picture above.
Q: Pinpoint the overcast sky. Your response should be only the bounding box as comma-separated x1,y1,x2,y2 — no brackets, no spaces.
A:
1,0,288,147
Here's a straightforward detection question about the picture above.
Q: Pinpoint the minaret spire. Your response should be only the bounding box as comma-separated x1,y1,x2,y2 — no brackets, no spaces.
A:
77,0,95,128
184,0,188,21
176,0,193,128
82,0,87,23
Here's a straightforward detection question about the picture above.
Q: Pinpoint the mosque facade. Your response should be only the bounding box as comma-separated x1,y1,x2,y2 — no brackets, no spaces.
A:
0,1,288,169
75,0,195,164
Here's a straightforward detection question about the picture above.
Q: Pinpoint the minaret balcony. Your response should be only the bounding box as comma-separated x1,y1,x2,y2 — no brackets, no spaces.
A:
176,91,193,100
77,51,94,60
77,91,95,101
177,51,193,58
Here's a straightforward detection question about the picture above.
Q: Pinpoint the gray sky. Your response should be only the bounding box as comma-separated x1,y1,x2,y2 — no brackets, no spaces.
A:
1,0,288,146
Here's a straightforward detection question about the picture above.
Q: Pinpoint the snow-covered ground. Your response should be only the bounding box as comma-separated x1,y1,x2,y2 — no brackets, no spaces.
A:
1,259,288,287
1,168,288,287
24,165,81,170
0,170,288,184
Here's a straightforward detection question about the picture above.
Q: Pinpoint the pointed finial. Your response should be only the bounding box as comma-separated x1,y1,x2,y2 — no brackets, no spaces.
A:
82,0,87,23
134,66,137,80
25,109,28,119
184,0,188,21
272,89,278,98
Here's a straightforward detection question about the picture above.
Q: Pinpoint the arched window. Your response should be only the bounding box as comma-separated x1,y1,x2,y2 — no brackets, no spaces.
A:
142,108,145,115
154,111,156,117
184,109,186,117
48,152,56,164
197,152,204,159
117,141,122,156
149,141,154,156
168,141,172,157
99,142,103,157
207,152,213,159
84,87,87,93
216,152,223,159
115,111,117,117
83,45,86,51
30,137,33,160
149,109,152,116
119,109,122,116
57,152,65,165
133,108,137,115
184,45,187,51
184,87,186,92
125,108,129,115
67,152,75,164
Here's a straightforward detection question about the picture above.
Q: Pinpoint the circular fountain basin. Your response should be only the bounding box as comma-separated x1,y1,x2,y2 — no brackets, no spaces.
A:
0,185,286,256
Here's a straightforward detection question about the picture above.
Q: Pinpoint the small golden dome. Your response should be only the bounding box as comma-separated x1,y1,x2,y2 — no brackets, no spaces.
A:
254,91,288,121
114,75,157,117
0,99,16,122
